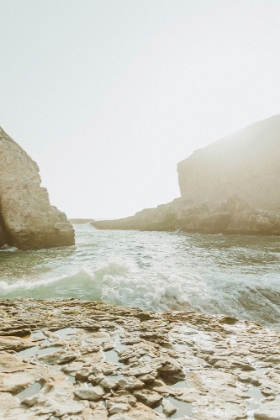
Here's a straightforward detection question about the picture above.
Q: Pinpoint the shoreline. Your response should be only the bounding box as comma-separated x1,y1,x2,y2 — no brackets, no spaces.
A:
1,298,280,419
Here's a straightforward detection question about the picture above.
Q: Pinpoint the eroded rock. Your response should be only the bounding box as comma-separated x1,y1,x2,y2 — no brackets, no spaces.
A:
0,127,75,250
93,115,280,236
254,398,280,420
0,298,280,419
74,385,105,401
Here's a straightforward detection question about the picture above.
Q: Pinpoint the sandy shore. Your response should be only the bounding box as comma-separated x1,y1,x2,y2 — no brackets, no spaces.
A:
0,298,280,419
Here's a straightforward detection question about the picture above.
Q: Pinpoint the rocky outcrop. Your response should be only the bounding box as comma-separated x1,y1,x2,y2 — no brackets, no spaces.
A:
0,127,75,250
1,298,280,419
178,114,280,211
93,115,280,235
92,196,280,234
69,218,95,224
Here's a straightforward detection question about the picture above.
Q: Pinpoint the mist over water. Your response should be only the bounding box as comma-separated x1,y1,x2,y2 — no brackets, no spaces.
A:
1,224,280,329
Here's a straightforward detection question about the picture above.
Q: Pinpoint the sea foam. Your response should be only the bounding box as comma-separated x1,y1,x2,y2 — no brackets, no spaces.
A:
1,225,280,329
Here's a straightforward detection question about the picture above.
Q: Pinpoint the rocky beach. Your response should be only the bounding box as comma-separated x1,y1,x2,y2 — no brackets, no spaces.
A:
1,117,280,419
1,298,280,420
2,2,280,418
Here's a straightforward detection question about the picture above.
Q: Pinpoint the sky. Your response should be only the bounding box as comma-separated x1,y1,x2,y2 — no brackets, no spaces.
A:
1,0,280,219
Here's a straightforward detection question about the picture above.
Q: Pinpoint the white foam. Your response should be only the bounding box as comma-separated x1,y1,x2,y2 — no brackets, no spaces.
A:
0,245,18,252
1,224,280,328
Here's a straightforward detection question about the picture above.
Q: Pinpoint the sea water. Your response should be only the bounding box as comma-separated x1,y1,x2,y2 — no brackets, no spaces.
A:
1,224,280,329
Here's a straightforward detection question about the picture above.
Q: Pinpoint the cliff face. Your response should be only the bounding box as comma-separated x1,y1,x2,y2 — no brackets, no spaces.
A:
93,115,280,235
0,127,75,250
178,114,280,211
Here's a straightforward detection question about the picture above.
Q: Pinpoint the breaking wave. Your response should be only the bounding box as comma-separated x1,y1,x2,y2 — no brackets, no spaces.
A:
1,225,280,329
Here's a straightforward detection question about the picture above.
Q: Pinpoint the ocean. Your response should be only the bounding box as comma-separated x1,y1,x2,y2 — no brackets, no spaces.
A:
1,224,280,329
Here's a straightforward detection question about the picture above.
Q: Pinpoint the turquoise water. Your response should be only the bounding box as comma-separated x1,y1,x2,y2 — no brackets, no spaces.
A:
1,224,280,328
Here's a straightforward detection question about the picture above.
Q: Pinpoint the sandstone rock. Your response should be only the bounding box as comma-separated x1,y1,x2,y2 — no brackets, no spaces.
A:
88,373,105,385
34,381,84,416
21,394,39,407
93,115,280,235
61,361,84,376
0,352,34,373
138,372,157,383
238,372,261,386
254,398,280,419
2,298,280,420
123,364,156,377
117,376,144,391
107,402,130,415
82,404,108,420
107,394,137,407
133,389,162,407
109,402,164,420
99,376,119,390
102,340,115,351
0,336,34,352
75,367,92,381
158,359,183,377
0,127,75,250
0,392,21,412
0,372,36,393
162,398,177,416
74,385,105,401
177,115,280,211
38,349,77,364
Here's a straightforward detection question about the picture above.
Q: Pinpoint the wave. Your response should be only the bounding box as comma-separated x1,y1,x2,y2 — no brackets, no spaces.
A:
0,269,99,299
1,226,280,329
1,256,280,329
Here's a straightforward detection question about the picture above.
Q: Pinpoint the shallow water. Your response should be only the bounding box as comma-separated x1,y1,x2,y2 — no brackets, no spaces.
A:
1,225,280,328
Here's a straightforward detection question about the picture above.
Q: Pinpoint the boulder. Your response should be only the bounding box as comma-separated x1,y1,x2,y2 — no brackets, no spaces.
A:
0,127,75,249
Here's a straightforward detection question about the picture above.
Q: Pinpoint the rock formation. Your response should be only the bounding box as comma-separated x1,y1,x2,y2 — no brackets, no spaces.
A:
0,127,75,250
1,298,280,419
178,114,280,211
93,114,280,235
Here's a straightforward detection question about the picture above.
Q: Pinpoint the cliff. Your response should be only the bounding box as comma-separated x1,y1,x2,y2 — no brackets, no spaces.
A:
0,127,75,250
93,115,280,235
178,114,280,211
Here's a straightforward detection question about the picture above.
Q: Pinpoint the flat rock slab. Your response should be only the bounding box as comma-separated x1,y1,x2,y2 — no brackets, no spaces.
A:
0,298,280,420
254,399,280,420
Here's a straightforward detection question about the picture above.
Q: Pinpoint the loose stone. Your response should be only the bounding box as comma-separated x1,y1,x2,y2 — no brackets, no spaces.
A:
74,385,105,401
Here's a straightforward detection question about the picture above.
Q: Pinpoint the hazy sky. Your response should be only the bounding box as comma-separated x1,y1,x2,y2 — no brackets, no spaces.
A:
1,0,280,219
